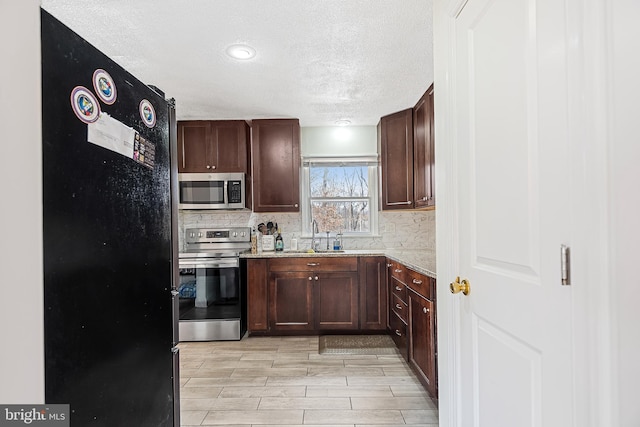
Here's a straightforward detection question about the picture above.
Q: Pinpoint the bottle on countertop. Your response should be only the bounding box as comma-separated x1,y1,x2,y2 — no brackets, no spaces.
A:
275,228,284,251
250,228,258,254
334,231,343,250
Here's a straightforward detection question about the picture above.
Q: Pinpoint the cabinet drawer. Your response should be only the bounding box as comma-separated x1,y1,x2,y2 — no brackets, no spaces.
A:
269,257,358,272
406,269,434,300
391,293,408,323
388,260,408,284
389,311,408,359
390,277,407,303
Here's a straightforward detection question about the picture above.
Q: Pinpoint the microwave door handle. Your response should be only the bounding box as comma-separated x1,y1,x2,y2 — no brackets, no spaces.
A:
223,181,228,206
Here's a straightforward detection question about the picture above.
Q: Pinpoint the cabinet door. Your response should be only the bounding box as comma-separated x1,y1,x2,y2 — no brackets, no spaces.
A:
211,121,249,173
177,121,211,172
426,85,435,207
409,290,437,399
268,271,313,331
314,271,359,330
247,259,268,332
251,119,300,212
379,108,414,210
358,256,387,330
413,84,435,209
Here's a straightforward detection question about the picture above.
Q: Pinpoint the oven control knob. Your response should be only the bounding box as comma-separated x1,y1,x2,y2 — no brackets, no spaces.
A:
233,232,238,237
241,232,246,237
198,232,203,238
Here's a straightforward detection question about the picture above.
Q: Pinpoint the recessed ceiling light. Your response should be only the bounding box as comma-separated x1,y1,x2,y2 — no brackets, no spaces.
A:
226,44,256,60
335,119,351,126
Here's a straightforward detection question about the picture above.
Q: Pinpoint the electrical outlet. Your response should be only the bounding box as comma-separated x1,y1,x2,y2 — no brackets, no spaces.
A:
385,223,396,233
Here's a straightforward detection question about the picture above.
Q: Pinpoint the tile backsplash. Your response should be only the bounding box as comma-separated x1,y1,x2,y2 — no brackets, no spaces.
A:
178,210,435,252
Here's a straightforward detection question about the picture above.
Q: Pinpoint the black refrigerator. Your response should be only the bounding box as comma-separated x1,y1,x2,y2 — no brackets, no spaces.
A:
41,10,180,426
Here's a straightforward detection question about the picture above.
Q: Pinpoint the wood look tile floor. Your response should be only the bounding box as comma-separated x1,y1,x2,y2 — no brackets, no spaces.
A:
179,336,438,426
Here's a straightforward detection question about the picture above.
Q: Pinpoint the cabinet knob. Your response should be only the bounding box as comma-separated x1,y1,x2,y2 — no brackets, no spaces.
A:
423,307,428,314
294,204,299,208
412,279,423,285
308,276,312,281
212,165,216,169
387,263,393,267
394,269,402,273
206,165,211,169
314,276,318,281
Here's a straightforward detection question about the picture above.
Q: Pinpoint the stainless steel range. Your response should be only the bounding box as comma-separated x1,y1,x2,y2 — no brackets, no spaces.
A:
178,227,251,341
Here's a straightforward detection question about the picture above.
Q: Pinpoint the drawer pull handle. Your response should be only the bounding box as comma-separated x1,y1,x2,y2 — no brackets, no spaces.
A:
394,269,402,273
412,279,423,285
307,262,319,266
395,286,402,291
423,307,428,314
387,263,393,267
395,304,402,310
394,329,402,337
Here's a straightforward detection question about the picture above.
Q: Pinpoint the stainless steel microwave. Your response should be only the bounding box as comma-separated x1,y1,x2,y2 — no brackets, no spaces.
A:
178,172,246,210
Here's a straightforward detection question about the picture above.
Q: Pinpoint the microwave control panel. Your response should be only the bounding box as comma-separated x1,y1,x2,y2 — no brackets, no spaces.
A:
228,180,242,203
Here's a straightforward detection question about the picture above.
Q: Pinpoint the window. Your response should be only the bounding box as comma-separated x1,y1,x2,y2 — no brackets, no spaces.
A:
302,157,379,236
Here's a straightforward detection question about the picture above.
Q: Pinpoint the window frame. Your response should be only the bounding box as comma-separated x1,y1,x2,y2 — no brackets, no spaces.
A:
301,156,379,237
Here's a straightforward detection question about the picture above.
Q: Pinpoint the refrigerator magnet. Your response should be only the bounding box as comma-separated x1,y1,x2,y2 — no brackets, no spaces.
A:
70,86,100,124
92,69,117,105
139,99,156,128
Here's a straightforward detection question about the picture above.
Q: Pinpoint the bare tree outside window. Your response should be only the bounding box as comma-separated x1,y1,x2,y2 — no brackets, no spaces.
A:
309,165,370,233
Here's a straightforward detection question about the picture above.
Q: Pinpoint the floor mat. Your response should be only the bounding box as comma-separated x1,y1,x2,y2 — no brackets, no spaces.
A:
318,334,398,355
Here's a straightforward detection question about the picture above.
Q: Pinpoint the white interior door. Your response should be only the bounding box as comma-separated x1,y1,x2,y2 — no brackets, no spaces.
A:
436,0,574,425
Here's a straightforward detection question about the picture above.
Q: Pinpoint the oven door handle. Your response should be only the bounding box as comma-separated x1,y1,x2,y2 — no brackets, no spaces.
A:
179,259,239,269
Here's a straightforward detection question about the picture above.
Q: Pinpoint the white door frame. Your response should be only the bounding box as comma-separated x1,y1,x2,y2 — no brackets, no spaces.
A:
434,0,630,425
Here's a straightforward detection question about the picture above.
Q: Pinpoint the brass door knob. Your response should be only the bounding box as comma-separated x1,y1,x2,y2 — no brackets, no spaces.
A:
450,276,471,295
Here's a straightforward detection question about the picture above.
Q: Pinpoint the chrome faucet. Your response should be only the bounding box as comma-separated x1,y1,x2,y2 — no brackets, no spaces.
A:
311,219,319,251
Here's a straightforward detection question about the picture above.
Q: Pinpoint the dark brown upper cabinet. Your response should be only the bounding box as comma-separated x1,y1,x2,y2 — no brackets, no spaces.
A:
251,119,300,212
413,84,435,208
379,108,414,210
177,120,250,173
378,84,435,210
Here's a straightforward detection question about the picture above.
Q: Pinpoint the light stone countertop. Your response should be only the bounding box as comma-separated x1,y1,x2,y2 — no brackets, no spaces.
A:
240,248,436,279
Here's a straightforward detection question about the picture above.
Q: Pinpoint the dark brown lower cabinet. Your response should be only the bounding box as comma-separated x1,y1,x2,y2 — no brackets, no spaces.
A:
247,256,386,334
268,271,314,332
358,256,388,330
409,289,437,399
314,271,359,330
246,258,268,332
386,257,437,401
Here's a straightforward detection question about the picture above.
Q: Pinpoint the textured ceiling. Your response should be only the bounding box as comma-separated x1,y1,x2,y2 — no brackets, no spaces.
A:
41,0,433,126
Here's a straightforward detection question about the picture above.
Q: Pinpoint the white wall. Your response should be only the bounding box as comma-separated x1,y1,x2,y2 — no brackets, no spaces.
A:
0,0,45,402
301,126,377,157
